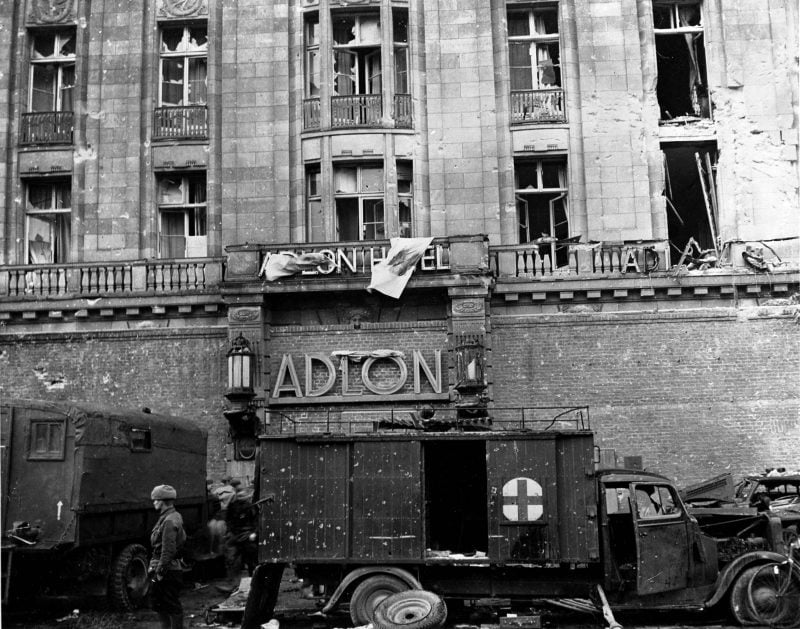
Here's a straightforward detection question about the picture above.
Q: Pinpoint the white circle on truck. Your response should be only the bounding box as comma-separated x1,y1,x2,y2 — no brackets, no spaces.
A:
502,477,543,521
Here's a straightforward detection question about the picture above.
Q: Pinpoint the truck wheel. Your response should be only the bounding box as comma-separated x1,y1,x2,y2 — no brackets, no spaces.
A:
373,590,447,629
729,566,761,626
108,543,151,611
350,575,409,626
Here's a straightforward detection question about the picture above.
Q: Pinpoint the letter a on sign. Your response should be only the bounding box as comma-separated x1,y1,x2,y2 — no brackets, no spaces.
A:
502,477,543,521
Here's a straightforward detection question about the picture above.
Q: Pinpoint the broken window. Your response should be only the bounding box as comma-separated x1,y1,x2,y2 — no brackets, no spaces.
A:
157,173,207,258
25,179,71,264
306,163,323,241
29,29,75,113
159,24,207,107
662,142,719,259
305,13,320,98
507,6,564,123
335,163,385,241
332,13,382,96
394,9,409,94
653,1,709,120
515,157,570,267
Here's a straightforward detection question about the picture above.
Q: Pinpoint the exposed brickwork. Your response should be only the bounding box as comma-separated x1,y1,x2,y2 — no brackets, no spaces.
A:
491,311,800,485
0,328,230,479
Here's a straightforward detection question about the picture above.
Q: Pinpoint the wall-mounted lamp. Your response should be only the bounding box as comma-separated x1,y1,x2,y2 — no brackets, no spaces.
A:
226,332,255,408
224,333,259,440
454,334,486,393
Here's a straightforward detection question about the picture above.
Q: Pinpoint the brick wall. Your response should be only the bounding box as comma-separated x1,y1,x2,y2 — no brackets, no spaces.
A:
491,310,800,485
0,328,230,479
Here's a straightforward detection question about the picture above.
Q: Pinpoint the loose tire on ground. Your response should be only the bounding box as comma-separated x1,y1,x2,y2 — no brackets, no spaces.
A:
349,575,409,626
241,563,285,629
108,543,151,611
373,589,447,629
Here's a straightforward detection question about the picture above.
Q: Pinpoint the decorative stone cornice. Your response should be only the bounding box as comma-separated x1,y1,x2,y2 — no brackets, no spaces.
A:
156,0,208,19
27,0,75,24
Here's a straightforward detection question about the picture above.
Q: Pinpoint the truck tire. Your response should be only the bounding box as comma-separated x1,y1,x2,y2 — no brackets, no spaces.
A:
373,590,448,629
241,563,285,629
350,575,409,626
729,565,761,626
108,543,151,611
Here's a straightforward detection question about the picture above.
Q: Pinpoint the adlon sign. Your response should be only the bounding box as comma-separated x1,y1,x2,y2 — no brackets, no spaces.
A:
270,349,444,403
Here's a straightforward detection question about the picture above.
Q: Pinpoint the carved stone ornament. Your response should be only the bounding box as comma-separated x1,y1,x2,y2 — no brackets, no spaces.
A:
157,0,208,18
452,299,484,315
229,307,261,323
28,0,74,24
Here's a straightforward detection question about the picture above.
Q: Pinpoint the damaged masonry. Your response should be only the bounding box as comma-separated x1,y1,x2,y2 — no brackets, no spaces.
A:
1,0,799,627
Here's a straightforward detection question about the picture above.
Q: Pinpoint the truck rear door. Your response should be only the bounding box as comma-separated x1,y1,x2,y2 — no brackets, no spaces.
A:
632,482,690,594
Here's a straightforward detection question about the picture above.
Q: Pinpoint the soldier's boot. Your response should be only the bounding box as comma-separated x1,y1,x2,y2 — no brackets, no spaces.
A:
170,613,184,629
157,612,171,629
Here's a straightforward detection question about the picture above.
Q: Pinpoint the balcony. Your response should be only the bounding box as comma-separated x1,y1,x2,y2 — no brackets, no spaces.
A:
153,106,208,140
510,89,565,124
0,258,223,299
331,95,383,128
20,112,74,145
491,241,670,279
303,98,321,130
393,94,412,129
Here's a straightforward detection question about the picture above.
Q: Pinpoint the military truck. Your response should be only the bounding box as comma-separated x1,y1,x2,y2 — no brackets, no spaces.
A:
1,399,208,610
241,408,799,628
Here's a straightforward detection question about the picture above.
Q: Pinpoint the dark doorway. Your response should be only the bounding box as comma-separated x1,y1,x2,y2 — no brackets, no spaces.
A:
662,142,718,257
424,441,488,554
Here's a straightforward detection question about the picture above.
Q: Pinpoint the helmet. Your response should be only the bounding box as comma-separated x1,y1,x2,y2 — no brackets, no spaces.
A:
151,485,177,500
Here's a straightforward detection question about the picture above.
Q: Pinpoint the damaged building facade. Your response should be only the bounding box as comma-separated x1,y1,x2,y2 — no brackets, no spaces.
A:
0,0,798,484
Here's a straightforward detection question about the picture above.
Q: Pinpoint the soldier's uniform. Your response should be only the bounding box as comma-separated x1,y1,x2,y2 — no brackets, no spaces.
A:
149,485,187,629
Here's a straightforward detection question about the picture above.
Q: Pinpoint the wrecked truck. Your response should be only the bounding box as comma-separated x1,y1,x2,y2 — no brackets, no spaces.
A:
241,409,800,628
1,399,208,610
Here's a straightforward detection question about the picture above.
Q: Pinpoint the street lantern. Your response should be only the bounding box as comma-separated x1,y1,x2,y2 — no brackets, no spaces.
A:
454,334,486,392
226,333,254,405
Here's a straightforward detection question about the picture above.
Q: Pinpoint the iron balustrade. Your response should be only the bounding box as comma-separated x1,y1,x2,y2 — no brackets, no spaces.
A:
153,105,208,139
510,89,565,124
331,94,383,128
491,241,669,278
20,112,74,145
303,98,321,130
266,405,591,435
393,94,412,128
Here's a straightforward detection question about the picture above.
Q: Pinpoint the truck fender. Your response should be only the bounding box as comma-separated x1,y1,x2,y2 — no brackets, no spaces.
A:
320,567,423,614
704,550,787,608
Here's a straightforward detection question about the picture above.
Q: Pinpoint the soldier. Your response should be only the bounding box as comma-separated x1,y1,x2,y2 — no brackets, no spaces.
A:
149,484,187,629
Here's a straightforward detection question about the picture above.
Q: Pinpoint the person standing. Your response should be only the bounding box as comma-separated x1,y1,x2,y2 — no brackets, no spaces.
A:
149,485,187,629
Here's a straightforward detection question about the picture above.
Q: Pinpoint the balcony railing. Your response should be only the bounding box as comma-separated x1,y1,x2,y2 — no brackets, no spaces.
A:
20,111,74,145
153,105,208,140
0,258,223,298
303,98,321,130
510,89,565,124
331,94,383,128
394,94,412,128
491,241,669,279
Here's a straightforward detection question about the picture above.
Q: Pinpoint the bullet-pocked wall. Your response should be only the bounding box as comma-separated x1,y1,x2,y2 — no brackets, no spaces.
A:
0,328,231,478
490,309,800,486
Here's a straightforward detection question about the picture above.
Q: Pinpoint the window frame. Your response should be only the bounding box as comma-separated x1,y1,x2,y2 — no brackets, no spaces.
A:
158,23,208,107
28,418,67,461
28,28,76,113
334,162,385,241
507,6,561,91
157,172,208,258
332,12,382,96
632,483,683,521
514,157,569,262
304,12,320,98
25,178,72,264
129,427,152,452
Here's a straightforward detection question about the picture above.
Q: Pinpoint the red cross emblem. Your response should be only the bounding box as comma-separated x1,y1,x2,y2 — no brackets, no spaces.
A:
502,477,543,521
